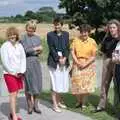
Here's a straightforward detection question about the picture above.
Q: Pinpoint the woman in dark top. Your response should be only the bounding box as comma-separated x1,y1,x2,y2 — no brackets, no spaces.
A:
47,18,70,112
95,19,120,112
20,20,43,114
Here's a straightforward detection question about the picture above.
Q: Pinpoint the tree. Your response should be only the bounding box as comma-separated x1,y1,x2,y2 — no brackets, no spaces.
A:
38,7,55,13
24,10,36,20
59,0,120,28
15,14,24,22
0,7,56,23
36,7,56,22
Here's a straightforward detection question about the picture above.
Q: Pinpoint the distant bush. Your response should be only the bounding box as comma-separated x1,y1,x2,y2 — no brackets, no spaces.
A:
0,38,5,46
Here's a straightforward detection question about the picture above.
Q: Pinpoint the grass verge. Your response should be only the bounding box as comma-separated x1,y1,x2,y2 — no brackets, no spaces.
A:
40,88,120,120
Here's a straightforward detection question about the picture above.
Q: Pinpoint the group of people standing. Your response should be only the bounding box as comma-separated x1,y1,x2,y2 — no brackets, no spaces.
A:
1,20,43,120
1,17,120,120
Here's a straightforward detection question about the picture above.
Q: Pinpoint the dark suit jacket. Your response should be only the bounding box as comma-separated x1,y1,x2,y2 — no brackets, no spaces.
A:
47,31,70,69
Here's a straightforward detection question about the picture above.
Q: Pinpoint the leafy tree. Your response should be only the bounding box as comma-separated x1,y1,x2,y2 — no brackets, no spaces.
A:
15,14,25,22
38,7,55,13
0,7,56,23
59,0,120,28
24,10,36,20
36,7,56,22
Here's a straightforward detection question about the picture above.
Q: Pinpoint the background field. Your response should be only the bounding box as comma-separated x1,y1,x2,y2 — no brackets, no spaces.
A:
0,23,79,61
0,23,76,39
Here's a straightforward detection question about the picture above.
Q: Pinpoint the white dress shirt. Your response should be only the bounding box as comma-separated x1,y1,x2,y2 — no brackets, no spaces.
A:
115,41,120,50
0,41,26,75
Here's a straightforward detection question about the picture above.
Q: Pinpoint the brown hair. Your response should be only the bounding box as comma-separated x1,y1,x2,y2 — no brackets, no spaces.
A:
79,24,91,33
106,19,120,37
6,27,19,41
101,19,120,43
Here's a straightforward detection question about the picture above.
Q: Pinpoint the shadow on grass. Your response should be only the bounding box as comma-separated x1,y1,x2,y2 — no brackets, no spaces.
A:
40,92,118,120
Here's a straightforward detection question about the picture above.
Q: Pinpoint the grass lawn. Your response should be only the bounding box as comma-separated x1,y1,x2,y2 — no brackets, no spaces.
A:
40,88,120,120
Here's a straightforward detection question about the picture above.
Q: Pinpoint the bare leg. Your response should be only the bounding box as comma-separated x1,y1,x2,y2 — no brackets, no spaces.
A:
57,93,62,104
52,91,62,112
33,94,41,114
25,92,33,114
31,95,34,106
75,94,81,103
9,92,18,120
79,93,88,104
52,91,58,108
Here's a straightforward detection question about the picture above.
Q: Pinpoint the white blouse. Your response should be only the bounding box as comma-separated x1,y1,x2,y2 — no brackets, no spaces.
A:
0,41,26,75
115,41,120,50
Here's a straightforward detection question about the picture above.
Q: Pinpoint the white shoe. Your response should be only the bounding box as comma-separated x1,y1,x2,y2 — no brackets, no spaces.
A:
58,103,67,109
53,107,62,113
82,105,87,108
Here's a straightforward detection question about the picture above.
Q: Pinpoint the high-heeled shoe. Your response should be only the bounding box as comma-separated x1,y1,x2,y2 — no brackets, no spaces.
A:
33,97,41,114
75,103,87,110
26,94,33,114
8,113,12,120
8,113,22,120
17,117,22,120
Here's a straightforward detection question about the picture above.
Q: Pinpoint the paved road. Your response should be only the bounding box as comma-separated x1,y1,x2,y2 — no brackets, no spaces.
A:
0,96,92,120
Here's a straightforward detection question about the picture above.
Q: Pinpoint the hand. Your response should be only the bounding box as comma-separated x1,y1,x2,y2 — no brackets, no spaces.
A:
115,59,120,64
36,49,42,54
77,62,86,69
17,73,24,78
34,46,43,51
34,46,43,55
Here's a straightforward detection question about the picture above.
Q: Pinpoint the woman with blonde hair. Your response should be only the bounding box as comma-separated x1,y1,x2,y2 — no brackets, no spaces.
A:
0,27,26,120
20,20,43,114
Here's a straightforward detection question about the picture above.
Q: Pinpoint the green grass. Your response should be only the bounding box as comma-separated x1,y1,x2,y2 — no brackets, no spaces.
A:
40,88,120,120
39,37,49,62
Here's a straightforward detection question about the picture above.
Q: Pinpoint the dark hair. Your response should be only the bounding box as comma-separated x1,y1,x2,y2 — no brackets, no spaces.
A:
79,24,91,33
53,17,63,26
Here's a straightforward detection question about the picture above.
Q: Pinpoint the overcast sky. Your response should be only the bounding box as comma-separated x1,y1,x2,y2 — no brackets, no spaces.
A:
0,0,65,17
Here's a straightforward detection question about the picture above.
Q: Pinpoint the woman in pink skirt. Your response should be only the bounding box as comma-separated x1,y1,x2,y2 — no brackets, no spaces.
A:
0,27,26,120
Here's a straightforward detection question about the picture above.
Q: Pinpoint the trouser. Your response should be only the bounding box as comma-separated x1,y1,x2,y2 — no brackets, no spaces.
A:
98,56,114,108
114,64,120,106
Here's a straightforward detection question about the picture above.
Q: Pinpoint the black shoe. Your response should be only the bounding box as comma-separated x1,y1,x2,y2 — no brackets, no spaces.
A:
27,106,33,114
75,103,81,108
93,107,105,113
8,113,12,120
34,107,42,114
33,97,42,114
28,109,33,114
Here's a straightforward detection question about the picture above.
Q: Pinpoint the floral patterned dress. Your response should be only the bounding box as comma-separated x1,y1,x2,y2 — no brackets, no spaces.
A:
71,37,97,94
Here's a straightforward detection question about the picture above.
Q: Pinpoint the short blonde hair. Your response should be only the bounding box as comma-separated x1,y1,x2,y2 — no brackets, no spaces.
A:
6,27,19,41
26,20,37,32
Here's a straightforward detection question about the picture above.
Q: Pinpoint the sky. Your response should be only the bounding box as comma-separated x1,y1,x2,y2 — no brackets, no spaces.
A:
0,0,65,17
